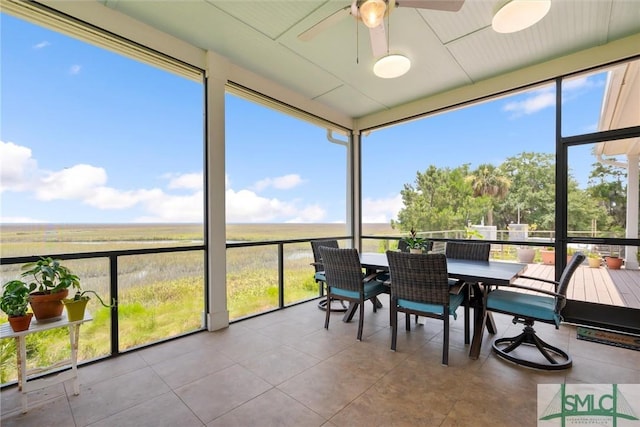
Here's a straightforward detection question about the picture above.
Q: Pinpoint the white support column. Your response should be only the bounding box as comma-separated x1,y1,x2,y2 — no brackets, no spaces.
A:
625,153,639,270
205,51,230,330
351,131,361,251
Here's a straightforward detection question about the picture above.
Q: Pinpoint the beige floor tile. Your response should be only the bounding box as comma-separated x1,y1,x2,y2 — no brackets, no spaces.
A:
174,364,272,423
69,366,170,426
240,345,321,386
150,347,234,389
1,394,74,427
88,391,204,427
277,361,378,419
207,388,325,427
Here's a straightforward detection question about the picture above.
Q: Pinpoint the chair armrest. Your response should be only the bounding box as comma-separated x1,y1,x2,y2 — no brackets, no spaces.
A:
363,272,380,282
491,283,563,299
516,274,559,287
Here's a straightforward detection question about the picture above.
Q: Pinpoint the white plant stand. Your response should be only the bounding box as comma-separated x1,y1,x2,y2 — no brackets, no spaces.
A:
0,312,92,413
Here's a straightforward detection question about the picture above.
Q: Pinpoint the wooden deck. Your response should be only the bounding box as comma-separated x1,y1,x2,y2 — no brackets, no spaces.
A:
515,263,640,309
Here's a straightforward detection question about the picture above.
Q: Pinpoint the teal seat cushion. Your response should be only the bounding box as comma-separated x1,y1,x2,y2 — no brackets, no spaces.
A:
314,271,326,282
331,280,387,300
487,290,559,326
397,292,464,319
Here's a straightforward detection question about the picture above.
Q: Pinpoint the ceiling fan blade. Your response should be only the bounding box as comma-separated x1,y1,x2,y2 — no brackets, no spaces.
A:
369,23,388,58
298,6,351,42
396,0,464,12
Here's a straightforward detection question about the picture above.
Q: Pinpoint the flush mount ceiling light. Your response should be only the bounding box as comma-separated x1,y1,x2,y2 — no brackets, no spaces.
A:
359,0,387,28
373,54,411,79
492,0,551,33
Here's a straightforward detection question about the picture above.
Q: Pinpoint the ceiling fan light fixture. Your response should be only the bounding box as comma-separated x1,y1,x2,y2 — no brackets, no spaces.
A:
492,0,551,33
373,54,411,79
360,0,387,28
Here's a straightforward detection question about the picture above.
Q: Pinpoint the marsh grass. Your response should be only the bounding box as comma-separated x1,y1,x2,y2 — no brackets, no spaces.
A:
1,223,396,384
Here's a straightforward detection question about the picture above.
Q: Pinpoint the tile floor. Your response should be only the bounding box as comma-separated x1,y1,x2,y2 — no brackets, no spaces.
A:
2,295,639,426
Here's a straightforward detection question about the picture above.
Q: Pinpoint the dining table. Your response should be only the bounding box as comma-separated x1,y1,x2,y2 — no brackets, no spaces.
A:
354,252,528,359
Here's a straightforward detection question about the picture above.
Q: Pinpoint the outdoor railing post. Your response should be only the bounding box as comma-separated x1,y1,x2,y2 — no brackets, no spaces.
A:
109,255,119,356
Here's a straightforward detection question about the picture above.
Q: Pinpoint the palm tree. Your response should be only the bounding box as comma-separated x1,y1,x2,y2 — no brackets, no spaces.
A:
467,164,511,226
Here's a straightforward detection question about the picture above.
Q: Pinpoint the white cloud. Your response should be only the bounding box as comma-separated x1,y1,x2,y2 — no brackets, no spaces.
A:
503,89,555,117
362,194,403,223
166,172,203,190
69,64,81,75
253,174,304,191
36,164,107,201
3,140,326,223
0,141,39,192
33,41,50,49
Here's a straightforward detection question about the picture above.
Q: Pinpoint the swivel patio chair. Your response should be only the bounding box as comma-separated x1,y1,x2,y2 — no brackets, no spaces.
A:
386,251,469,365
319,246,387,341
310,239,348,312
486,252,586,370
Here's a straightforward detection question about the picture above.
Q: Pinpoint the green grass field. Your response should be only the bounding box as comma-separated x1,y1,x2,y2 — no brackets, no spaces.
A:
0,223,397,383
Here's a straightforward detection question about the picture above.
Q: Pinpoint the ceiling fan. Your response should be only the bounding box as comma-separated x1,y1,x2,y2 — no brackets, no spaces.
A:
298,0,465,58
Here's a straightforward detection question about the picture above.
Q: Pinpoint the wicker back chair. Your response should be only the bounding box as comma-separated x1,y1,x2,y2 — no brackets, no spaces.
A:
319,246,387,341
386,251,469,365
445,241,490,261
486,252,586,370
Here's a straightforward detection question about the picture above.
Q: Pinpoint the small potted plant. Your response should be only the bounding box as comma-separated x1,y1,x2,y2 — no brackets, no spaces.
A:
1,280,33,332
587,252,601,268
540,247,555,265
63,289,113,322
605,248,623,269
516,246,536,263
21,257,81,321
402,228,428,254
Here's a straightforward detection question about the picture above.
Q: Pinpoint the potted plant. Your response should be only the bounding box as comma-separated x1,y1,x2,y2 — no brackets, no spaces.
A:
540,247,555,265
1,280,33,332
605,248,623,270
516,246,536,263
402,228,428,254
587,252,602,268
63,289,113,321
21,257,81,321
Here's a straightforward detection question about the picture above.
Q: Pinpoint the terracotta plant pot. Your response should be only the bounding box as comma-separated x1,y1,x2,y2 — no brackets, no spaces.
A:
605,256,623,270
7,313,34,332
29,289,69,322
62,298,89,322
540,250,555,265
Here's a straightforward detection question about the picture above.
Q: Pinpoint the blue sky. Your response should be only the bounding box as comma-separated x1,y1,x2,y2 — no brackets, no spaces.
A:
0,13,606,225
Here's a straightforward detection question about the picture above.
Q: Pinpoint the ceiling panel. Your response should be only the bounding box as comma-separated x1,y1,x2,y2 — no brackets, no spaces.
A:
97,0,640,119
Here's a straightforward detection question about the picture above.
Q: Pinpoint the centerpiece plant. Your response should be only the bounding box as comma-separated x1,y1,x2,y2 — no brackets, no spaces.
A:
402,228,428,253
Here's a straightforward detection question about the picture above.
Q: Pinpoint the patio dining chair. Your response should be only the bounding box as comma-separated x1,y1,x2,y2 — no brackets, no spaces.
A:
310,239,348,312
319,246,387,341
486,252,586,370
386,251,470,365
445,241,491,261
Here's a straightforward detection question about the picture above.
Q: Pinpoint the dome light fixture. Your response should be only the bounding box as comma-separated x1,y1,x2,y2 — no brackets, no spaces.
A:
359,0,387,29
373,54,411,79
492,0,551,34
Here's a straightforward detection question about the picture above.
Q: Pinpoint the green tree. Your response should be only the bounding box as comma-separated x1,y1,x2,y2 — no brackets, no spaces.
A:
392,164,476,233
466,163,511,226
496,152,556,230
586,161,627,233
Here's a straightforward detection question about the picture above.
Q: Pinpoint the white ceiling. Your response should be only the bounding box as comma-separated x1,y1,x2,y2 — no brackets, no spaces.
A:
96,0,640,121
